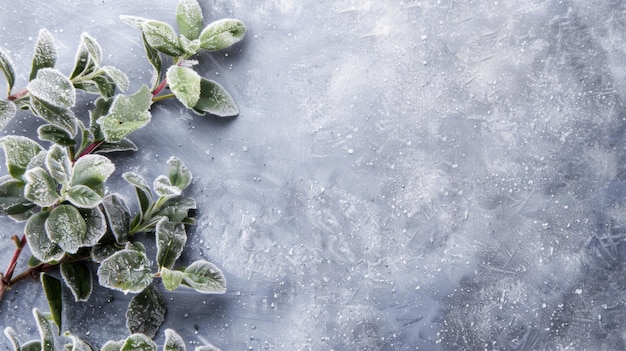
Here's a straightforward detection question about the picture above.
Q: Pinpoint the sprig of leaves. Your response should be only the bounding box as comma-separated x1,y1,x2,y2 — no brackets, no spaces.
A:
0,0,245,347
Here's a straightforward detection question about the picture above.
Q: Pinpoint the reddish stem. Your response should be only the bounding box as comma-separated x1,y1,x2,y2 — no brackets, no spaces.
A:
152,78,168,97
0,235,27,301
7,88,28,101
76,140,105,160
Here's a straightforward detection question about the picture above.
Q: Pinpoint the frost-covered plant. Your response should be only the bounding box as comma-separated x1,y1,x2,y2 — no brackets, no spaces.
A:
0,0,245,347
4,308,221,351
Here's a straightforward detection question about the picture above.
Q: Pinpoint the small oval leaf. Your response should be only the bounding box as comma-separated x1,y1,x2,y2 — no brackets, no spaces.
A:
46,145,71,185
0,100,16,130
199,18,246,51
176,0,204,41
30,29,57,81
126,284,166,338
97,85,152,143
193,78,238,117
28,68,76,108
121,334,157,351
0,135,44,179
40,275,63,335
81,206,108,247
30,95,78,136
166,66,201,109
0,47,15,94
101,194,131,244
153,175,182,198
156,218,187,270
24,167,59,207
60,262,92,302
46,204,87,253
161,267,184,291
25,211,64,262
100,66,129,92
33,308,56,350
164,329,186,351
142,20,185,57
70,154,115,189
98,249,152,294
38,124,76,147
167,156,192,190
182,260,226,294
66,184,103,208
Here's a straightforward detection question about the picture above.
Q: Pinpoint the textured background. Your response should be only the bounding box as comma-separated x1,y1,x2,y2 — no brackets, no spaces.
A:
1,0,626,350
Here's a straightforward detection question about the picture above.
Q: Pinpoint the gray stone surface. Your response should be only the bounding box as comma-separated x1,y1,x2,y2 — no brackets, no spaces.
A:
1,0,626,349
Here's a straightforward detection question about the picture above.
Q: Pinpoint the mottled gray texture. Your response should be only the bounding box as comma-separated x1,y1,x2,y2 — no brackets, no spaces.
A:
1,0,625,350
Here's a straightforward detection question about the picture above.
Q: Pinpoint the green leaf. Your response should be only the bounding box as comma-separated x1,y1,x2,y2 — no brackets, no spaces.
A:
167,156,192,190
101,194,130,244
21,341,43,351
142,20,185,57
88,97,113,141
95,138,138,154
80,33,102,68
142,33,162,90
25,211,64,262
70,154,115,190
119,15,148,29
97,85,152,143
60,262,92,302
91,74,117,98
30,96,78,136
46,145,71,185
38,124,75,147
166,66,201,109
156,218,187,270
100,66,129,92
0,99,16,130
65,185,103,208
0,135,44,179
97,248,152,294
192,78,238,117
30,29,57,81
164,328,186,351
122,171,153,213
182,260,226,294
41,274,63,335
28,68,76,108
3,327,21,351
101,340,124,351
46,204,87,253
0,47,15,95
80,206,107,247
121,334,157,351
33,308,57,350
195,345,222,351
62,331,94,351
70,42,90,79
24,167,59,207
160,267,184,291
153,175,182,198
176,0,204,40
0,176,32,216
91,241,118,263
199,18,246,51
126,284,166,338
156,197,196,223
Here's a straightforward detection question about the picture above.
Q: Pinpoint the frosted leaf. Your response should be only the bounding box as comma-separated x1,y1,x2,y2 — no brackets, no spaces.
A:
199,18,246,51
101,194,131,244
62,331,93,351
0,176,32,216
70,42,90,79
70,154,115,190
3,327,20,351
142,20,185,57
126,284,166,338
0,47,15,94
192,78,238,117
156,217,187,270
176,0,204,40
142,32,162,90
66,184,103,208
38,124,75,146
119,15,149,29
121,334,157,351
26,150,47,174
101,340,125,351
91,242,118,263
153,175,181,198
0,100,16,130
30,96,78,136
195,344,222,351
91,74,116,98
97,249,152,294
101,66,129,92
81,33,102,67
25,212,64,262
30,29,57,81
24,167,59,207
156,197,196,223
123,171,153,212
161,267,184,291
0,135,43,179
46,204,87,254
46,145,71,185
81,206,107,247
60,262,92,302
97,85,152,143
166,66,201,109
33,309,56,351
182,260,226,294
40,274,62,333
164,329,186,351
95,138,138,154
27,68,76,108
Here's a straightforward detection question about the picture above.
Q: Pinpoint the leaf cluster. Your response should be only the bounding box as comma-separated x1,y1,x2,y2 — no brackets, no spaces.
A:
0,0,245,347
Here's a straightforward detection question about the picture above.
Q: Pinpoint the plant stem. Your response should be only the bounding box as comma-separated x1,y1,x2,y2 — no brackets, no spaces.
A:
7,88,28,101
152,93,176,103
0,235,27,302
76,140,105,160
152,78,168,97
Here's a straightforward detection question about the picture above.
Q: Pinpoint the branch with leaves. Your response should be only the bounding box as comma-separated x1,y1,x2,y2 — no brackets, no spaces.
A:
0,0,245,349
